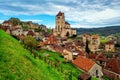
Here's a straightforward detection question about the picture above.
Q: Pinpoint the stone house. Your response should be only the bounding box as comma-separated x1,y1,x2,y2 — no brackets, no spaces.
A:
104,58,120,80
82,34,100,53
88,44,98,53
42,35,57,45
27,30,35,36
11,28,23,36
78,73,91,80
22,30,29,36
95,53,106,67
74,41,85,51
49,44,63,54
73,56,103,79
63,49,73,61
105,41,115,52
88,53,106,67
1,21,12,29
73,51,86,60
64,42,75,51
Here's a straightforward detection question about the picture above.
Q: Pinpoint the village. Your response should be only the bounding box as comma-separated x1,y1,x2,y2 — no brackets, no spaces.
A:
0,11,120,80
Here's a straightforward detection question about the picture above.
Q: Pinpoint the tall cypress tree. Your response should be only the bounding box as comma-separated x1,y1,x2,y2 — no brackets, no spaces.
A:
85,40,90,54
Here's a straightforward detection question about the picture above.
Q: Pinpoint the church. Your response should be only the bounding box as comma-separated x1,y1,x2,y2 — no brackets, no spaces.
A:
53,11,76,37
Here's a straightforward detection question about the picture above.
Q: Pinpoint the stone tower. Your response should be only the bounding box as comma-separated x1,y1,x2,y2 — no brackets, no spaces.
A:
53,11,76,37
55,11,65,33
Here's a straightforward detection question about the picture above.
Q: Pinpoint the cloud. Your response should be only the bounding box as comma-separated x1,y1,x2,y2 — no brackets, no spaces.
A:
0,20,4,23
0,0,120,28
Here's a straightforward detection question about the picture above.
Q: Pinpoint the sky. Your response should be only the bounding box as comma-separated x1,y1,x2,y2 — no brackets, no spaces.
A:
0,0,120,28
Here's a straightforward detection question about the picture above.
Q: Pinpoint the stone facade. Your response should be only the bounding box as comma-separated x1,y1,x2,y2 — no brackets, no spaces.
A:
53,11,76,37
88,63,103,79
63,49,73,61
73,56,103,79
105,41,115,52
83,34,100,53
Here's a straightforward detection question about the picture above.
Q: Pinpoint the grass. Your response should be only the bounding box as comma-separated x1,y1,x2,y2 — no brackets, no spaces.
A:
100,37,109,44
0,29,63,80
34,50,83,80
0,29,98,80
37,50,98,80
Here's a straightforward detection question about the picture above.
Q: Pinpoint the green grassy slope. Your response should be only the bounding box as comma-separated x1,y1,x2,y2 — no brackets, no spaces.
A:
0,29,63,80
37,50,83,80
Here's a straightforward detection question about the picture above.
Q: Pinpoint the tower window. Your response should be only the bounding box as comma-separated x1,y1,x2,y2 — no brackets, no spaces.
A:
58,26,60,32
57,17,60,19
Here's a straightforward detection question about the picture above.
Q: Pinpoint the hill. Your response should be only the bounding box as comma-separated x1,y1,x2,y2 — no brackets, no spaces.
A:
0,29,99,80
0,29,63,80
75,26,120,36
1,17,47,31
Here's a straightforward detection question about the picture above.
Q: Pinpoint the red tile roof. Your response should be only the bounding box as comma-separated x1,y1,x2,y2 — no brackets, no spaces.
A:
27,30,34,36
83,34,87,37
96,53,106,62
88,54,97,60
73,56,95,71
48,35,57,44
50,44,63,54
78,51,86,56
105,58,120,74
75,41,84,46
92,35,99,39
78,73,91,80
0,26,8,31
106,41,114,45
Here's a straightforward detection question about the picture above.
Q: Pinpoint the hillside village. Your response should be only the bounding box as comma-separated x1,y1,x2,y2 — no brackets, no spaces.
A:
0,11,120,80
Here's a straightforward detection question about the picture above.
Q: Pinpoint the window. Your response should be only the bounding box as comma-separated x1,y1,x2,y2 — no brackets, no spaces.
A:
57,17,60,19
96,70,98,78
58,26,60,32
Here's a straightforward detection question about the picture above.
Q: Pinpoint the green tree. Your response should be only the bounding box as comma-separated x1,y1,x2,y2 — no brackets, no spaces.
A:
22,25,29,30
23,36,38,51
85,40,90,54
9,17,20,26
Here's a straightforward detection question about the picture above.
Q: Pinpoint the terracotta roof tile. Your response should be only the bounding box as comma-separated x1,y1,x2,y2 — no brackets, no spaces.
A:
92,35,99,39
88,54,97,59
73,56,95,71
78,51,86,56
105,58,120,74
106,41,114,45
75,41,84,46
96,53,106,62
78,73,91,80
27,30,34,36
50,44,63,54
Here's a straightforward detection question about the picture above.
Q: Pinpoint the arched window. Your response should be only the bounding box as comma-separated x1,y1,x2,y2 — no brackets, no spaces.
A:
66,32,69,37
58,26,60,32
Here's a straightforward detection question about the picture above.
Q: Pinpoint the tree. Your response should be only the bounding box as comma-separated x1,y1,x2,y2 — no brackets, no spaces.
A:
9,17,20,26
85,40,90,54
23,35,38,51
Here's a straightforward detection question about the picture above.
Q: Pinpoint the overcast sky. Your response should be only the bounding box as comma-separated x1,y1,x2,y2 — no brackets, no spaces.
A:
0,0,120,28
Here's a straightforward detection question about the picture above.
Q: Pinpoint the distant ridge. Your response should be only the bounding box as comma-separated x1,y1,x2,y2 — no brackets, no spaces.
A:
74,26,120,36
